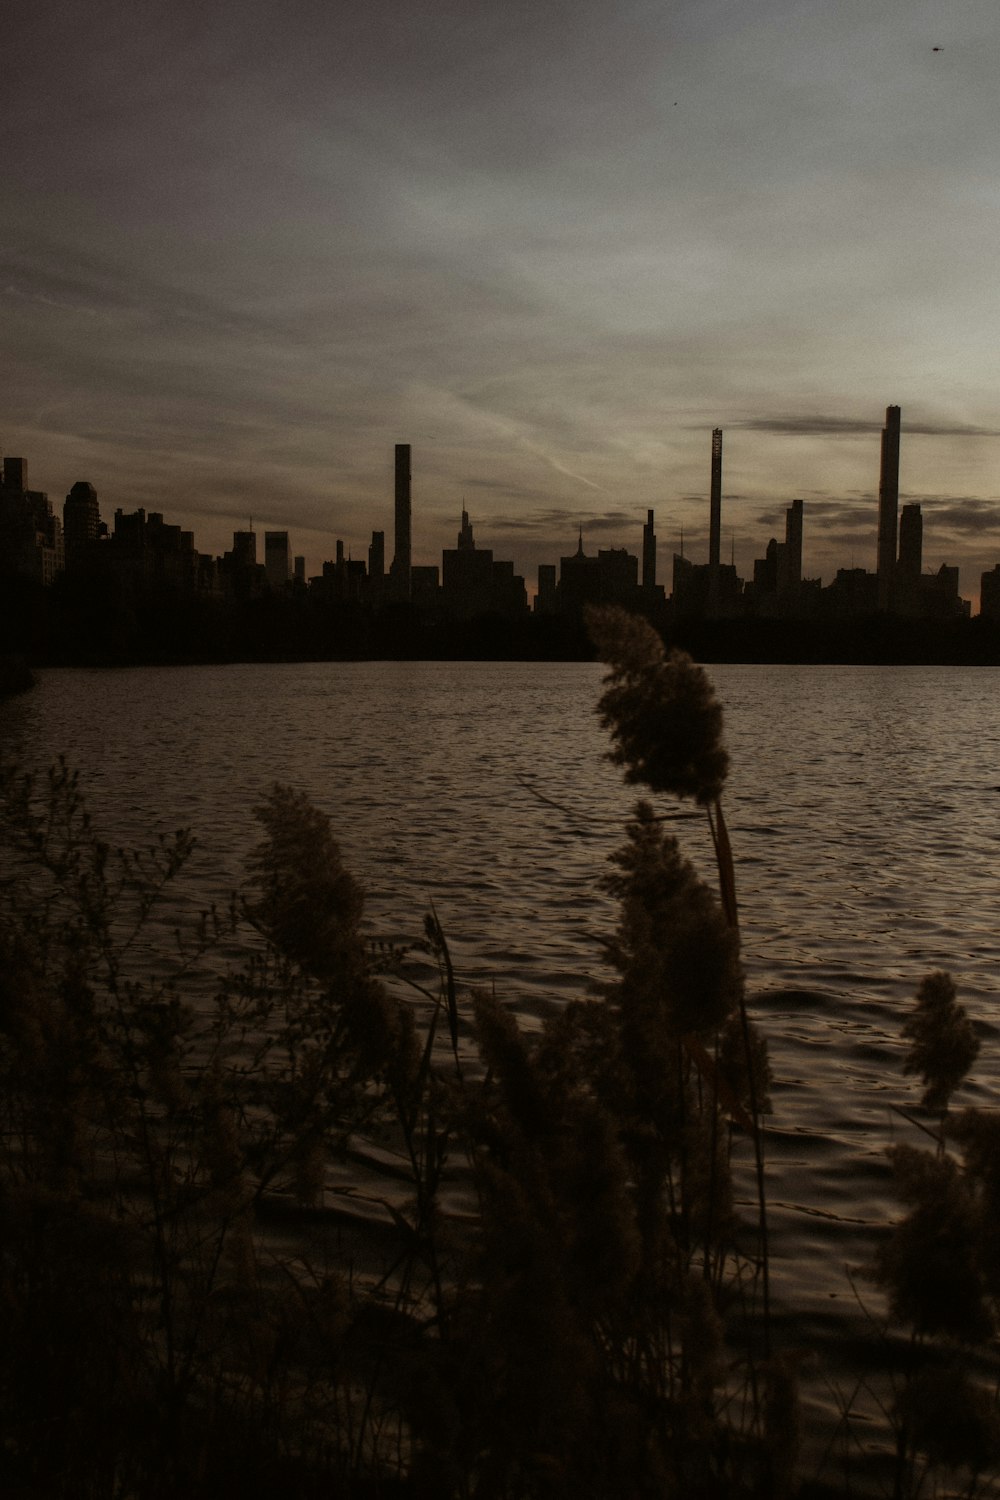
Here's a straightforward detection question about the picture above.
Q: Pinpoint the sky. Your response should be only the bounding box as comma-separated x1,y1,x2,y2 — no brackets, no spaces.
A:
4,0,1000,597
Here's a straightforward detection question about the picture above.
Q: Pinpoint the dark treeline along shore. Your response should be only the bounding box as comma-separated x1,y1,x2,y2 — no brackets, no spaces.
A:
6,567,1000,671
0,653,35,698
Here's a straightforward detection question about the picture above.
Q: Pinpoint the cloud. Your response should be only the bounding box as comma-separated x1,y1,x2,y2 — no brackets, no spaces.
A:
914,497,1000,535
738,415,1000,438
458,477,557,504
4,283,99,317
6,0,1000,596
1,239,265,336
482,505,634,535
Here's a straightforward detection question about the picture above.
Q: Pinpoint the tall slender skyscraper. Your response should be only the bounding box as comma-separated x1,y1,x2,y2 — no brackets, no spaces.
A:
784,498,803,591
708,428,723,610
877,405,901,612
709,429,723,569
642,508,656,591
389,443,412,600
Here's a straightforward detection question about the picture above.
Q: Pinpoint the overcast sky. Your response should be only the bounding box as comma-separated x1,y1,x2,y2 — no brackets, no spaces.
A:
4,0,999,595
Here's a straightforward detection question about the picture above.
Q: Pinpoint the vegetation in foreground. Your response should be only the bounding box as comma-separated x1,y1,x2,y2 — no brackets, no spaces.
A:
0,607,998,1498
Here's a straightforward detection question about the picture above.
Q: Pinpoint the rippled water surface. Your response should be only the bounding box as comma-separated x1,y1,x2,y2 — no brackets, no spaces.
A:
4,660,1000,1479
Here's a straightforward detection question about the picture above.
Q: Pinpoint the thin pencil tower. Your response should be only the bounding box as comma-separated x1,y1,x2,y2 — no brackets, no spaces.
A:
389,443,412,601
708,427,723,611
876,406,900,613
642,508,656,591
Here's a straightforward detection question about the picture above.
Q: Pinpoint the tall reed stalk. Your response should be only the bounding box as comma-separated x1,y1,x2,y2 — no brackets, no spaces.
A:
870,971,1000,1499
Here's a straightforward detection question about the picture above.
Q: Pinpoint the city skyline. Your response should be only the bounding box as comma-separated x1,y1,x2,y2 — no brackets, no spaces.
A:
5,0,1000,596
4,415,995,613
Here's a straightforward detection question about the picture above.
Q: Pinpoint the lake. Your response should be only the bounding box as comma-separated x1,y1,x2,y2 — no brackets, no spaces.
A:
3,659,1000,1486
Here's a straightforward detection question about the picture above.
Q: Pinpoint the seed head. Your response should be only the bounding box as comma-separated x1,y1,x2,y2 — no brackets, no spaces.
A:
587,606,728,805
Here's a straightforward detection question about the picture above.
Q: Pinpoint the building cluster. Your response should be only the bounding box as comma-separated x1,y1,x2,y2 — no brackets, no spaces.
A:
0,412,996,623
669,413,973,623
0,453,325,607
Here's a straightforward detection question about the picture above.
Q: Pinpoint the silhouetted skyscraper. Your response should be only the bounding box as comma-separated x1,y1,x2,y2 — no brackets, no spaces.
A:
0,456,63,584
783,498,803,591
369,529,385,594
898,502,922,577
389,443,412,600
535,563,557,614
264,530,290,589
708,428,723,612
980,564,1000,621
877,405,901,612
63,480,101,564
442,511,491,617
642,508,656,590
709,430,722,569
2,457,27,494
232,530,257,567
